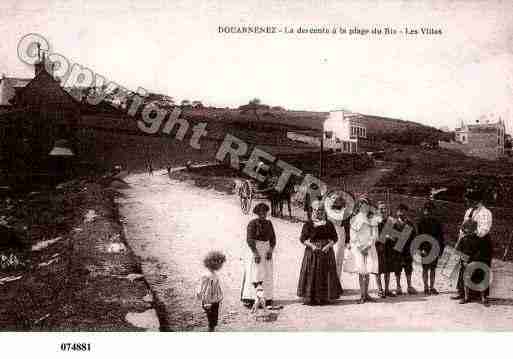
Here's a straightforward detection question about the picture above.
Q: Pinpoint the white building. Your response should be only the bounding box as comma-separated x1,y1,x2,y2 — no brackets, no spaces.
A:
324,110,366,152
444,115,506,160
287,110,367,153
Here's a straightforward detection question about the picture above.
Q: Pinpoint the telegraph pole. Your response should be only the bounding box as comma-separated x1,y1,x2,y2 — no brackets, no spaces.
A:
319,130,324,179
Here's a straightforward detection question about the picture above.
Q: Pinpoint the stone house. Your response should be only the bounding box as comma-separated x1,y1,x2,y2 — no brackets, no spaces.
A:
440,117,506,160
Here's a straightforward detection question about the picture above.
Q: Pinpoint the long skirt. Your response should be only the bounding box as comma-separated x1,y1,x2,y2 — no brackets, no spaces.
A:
375,240,395,274
457,234,492,296
297,246,343,302
241,241,274,302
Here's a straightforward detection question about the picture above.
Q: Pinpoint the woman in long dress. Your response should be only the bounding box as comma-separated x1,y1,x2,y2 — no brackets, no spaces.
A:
241,202,276,308
297,200,343,305
454,189,493,306
345,196,382,303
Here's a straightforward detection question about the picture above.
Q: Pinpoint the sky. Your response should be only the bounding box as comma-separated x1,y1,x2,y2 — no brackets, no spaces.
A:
1,0,513,131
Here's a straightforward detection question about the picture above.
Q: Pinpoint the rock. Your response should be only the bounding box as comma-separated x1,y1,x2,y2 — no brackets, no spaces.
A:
113,273,144,281
125,309,159,331
109,179,130,189
31,236,62,251
0,216,9,227
0,253,22,270
106,242,126,253
84,210,98,223
0,275,22,285
125,273,144,281
38,257,59,267
109,233,121,242
34,313,50,324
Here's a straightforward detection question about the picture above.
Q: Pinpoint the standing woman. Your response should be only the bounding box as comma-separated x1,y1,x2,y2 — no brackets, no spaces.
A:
346,196,382,303
241,203,276,308
452,189,492,306
297,200,343,305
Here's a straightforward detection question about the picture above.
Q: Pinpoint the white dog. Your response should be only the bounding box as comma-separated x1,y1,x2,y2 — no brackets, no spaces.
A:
251,282,269,320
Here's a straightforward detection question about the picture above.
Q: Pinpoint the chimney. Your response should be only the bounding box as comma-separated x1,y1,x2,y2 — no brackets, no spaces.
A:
34,43,45,76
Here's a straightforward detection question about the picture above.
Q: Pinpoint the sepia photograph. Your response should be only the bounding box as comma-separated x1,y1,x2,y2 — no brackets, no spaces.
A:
1,0,513,354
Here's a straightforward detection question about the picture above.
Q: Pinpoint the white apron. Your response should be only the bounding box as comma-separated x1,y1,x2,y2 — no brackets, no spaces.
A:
241,241,274,301
334,224,346,281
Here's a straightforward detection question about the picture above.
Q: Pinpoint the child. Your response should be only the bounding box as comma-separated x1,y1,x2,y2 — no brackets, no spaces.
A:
417,201,444,295
196,250,226,331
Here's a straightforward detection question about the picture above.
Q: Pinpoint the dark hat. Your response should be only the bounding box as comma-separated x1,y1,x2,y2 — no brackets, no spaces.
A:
253,202,270,215
465,188,484,202
331,195,346,210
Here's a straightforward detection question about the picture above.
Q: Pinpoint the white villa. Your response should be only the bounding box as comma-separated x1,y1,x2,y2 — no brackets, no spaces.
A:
287,109,367,153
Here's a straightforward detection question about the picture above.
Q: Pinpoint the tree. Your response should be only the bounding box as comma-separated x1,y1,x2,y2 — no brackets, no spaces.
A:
247,98,262,127
249,98,261,105
181,99,191,107
192,100,203,108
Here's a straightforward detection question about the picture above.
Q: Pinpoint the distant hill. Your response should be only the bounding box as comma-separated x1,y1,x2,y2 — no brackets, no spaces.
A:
357,114,452,145
77,91,446,143
79,94,449,155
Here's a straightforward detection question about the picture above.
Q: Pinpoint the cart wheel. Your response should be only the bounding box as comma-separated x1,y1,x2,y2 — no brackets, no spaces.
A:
240,181,252,214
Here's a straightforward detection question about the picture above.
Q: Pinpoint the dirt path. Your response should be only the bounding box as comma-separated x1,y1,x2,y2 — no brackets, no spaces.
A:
118,171,513,331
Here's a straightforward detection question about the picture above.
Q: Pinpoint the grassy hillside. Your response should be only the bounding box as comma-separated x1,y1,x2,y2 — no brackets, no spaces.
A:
358,114,452,146
75,97,453,174
376,145,513,207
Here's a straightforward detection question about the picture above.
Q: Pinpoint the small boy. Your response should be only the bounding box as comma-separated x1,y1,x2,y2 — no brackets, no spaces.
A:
392,204,418,295
417,201,445,295
197,251,226,331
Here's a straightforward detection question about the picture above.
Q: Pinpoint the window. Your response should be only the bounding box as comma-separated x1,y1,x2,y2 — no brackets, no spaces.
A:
343,141,349,152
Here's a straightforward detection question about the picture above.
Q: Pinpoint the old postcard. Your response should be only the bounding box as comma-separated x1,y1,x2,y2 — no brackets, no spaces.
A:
1,0,513,356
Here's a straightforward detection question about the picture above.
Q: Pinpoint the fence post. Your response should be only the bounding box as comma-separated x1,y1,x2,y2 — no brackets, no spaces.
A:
503,230,513,261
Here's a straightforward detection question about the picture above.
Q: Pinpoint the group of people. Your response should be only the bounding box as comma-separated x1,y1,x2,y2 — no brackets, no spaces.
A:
196,187,493,331
239,188,493,308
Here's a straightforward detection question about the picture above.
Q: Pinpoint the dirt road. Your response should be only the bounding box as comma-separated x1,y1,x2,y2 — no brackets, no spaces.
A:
117,172,513,331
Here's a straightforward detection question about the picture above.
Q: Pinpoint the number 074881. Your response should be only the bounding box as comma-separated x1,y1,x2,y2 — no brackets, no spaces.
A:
60,343,91,351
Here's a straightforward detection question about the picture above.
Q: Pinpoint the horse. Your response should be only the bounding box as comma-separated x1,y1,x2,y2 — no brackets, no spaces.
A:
270,178,295,218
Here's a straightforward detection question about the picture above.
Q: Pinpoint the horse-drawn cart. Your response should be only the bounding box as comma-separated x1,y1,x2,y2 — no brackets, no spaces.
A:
235,160,295,216
237,178,275,215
